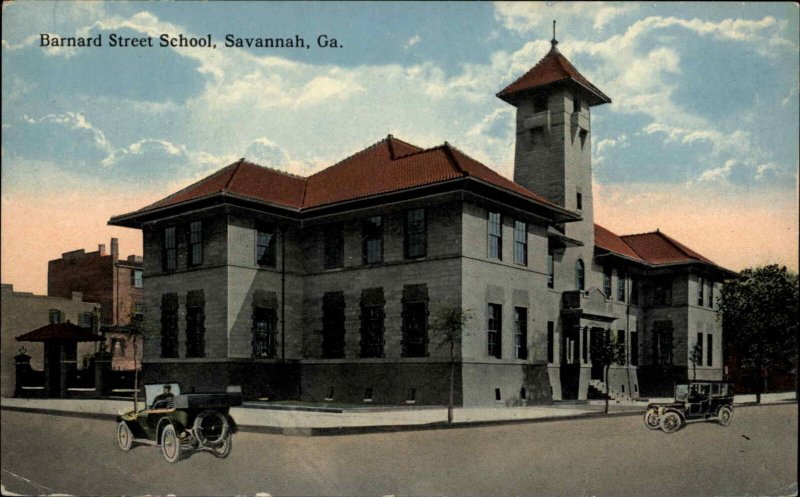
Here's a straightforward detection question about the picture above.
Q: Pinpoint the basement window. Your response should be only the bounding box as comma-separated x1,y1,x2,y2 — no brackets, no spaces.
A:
363,388,373,402
406,388,416,404
520,387,527,400
325,387,334,401
495,388,502,402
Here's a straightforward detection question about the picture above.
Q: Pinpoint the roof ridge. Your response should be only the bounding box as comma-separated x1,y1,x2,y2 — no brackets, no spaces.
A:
239,159,307,180
441,142,467,176
306,135,394,179
136,160,241,211
223,157,246,191
391,142,448,160
497,48,555,97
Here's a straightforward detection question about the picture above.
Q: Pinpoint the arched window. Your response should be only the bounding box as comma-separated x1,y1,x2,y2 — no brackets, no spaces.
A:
575,259,585,291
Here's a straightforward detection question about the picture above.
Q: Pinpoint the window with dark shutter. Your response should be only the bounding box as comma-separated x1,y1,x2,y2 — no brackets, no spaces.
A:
256,224,277,267
405,209,426,259
189,221,203,266
488,212,502,260
487,303,502,358
514,307,528,360
323,223,344,269
163,227,177,272
362,217,383,265
160,293,179,358
322,292,346,358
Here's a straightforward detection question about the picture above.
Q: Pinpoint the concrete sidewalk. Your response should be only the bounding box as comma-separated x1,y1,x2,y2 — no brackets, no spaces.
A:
2,392,795,436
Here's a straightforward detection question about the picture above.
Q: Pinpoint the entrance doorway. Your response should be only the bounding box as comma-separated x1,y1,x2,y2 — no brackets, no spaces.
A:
590,328,606,381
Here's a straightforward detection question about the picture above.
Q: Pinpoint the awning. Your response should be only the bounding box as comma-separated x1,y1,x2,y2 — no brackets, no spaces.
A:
16,322,104,342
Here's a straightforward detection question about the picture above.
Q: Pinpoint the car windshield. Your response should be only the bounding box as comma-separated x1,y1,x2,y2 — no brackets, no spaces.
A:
675,384,689,402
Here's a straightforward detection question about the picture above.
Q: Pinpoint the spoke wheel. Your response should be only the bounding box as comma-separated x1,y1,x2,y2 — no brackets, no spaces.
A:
659,412,683,434
717,406,733,427
117,421,133,451
161,424,181,463
211,435,233,459
643,409,661,430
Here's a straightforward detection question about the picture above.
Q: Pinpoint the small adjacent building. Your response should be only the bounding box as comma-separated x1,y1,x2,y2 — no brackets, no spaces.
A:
47,238,144,370
0,283,100,397
109,36,735,405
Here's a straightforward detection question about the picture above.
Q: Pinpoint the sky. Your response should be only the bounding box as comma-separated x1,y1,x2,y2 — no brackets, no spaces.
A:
2,1,798,294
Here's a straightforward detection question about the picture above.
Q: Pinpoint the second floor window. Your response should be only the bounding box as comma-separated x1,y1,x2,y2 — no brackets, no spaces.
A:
132,269,143,288
257,224,276,267
617,270,626,302
323,224,344,269
49,309,62,324
576,259,585,291
707,282,714,308
189,221,203,266
405,209,426,259
631,277,639,305
362,216,383,264
487,303,502,358
697,277,705,306
603,267,612,297
547,249,555,288
163,226,177,272
513,221,527,265
488,212,502,260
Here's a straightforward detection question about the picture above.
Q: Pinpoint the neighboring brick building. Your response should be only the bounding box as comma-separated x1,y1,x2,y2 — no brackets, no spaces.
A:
109,36,735,405
48,238,144,370
1,284,100,397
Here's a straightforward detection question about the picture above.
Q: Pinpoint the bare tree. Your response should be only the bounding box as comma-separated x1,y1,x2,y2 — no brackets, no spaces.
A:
689,341,703,381
591,330,626,414
430,304,472,424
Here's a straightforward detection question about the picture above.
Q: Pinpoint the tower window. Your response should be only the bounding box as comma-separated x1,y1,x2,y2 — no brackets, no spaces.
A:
576,192,583,211
573,91,581,113
576,259,585,291
533,94,548,113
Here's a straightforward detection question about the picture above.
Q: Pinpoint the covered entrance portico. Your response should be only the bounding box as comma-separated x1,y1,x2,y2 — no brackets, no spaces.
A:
559,289,618,400
16,322,103,398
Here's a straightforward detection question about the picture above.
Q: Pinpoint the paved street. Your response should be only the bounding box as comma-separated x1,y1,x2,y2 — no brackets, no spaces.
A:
1,404,796,497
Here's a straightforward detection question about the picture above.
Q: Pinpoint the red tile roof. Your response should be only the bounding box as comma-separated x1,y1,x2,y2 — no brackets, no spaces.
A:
621,230,717,266
114,135,563,220
497,45,611,105
16,322,104,342
594,224,645,262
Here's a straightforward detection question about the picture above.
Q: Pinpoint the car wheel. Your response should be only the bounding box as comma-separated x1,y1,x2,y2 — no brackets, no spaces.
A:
117,421,133,451
643,409,661,430
161,424,182,463
717,406,733,427
193,410,230,448
211,434,233,459
659,412,683,434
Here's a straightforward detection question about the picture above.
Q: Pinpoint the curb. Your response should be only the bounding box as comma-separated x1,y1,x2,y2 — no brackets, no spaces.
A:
2,400,794,437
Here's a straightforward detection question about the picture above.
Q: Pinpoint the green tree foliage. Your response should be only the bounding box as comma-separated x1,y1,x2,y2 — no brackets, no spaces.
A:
591,330,626,413
431,304,472,424
719,265,799,402
689,342,703,381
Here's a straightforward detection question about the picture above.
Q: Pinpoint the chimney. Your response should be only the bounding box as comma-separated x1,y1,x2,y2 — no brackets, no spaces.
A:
98,244,106,256
111,238,119,259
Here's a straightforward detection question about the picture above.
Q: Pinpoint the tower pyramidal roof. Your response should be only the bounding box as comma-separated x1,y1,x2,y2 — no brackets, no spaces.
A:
496,24,611,106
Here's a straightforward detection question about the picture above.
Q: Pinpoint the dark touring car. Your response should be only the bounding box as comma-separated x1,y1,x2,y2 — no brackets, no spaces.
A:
644,381,734,434
116,383,242,462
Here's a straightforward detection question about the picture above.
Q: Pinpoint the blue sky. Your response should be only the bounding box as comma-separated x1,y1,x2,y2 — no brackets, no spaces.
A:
2,1,798,293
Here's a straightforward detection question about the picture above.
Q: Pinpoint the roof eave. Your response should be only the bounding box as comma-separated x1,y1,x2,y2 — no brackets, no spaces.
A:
496,77,612,106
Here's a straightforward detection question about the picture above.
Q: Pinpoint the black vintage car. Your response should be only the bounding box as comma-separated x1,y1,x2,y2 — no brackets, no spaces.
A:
116,383,243,462
643,381,734,434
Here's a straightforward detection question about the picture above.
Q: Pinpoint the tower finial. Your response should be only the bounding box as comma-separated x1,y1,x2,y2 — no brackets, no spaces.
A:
551,20,558,49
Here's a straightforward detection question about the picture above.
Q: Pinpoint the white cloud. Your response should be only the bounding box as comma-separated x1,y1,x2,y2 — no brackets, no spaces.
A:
405,35,421,49
23,112,113,152
494,2,638,32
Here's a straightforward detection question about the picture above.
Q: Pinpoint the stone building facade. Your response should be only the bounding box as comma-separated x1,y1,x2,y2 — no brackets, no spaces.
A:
0,284,100,397
110,37,735,405
48,238,144,370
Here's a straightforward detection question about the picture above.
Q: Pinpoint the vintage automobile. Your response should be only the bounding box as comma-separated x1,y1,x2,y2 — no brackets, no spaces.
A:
116,383,243,462
643,381,734,434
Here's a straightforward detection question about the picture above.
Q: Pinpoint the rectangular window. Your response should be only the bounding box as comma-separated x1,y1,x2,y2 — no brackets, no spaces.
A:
707,334,713,367
321,292,345,358
132,302,143,321
488,212,502,260
576,192,583,211
405,209,426,259
402,302,428,357
653,282,672,306
630,331,639,366
253,307,277,358
323,223,344,269
582,327,588,363
708,282,714,308
617,329,626,347
514,307,528,359
513,221,527,265
160,293,179,358
697,277,705,306
48,309,62,324
487,303,502,358
189,220,203,266
185,290,205,358
256,224,277,267
630,277,639,305
162,226,177,272
533,94,548,113
603,267,612,298
132,269,143,288
653,321,673,365
573,91,581,113
360,288,385,358
362,216,383,265
617,270,626,302
547,322,554,363
547,249,555,288
79,312,94,329
695,332,704,367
